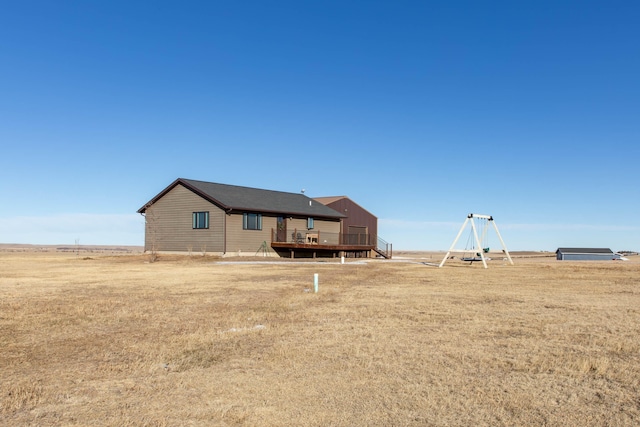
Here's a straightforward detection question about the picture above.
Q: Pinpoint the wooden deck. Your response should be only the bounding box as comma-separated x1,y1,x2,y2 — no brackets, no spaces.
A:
270,241,375,258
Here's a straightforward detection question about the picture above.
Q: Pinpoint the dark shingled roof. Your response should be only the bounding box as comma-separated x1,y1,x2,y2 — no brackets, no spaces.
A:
138,178,345,219
555,248,613,254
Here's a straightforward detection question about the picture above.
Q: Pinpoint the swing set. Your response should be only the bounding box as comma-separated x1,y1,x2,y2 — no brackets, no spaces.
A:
439,213,514,268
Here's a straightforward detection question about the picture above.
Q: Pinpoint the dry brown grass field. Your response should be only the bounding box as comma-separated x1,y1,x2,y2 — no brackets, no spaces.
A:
1,250,639,426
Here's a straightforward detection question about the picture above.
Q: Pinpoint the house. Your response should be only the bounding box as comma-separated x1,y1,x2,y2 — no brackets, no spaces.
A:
138,178,391,258
555,248,616,261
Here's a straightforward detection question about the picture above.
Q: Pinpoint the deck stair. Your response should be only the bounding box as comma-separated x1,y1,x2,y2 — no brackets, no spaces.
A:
375,237,392,259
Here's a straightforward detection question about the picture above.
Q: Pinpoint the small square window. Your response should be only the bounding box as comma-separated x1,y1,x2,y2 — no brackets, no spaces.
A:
193,211,209,229
243,213,262,230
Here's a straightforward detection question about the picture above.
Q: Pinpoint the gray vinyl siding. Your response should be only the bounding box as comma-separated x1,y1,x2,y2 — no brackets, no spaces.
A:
315,219,341,244
287,217,341,244
225,214,275,253
224,215,342,252
287,218,313,244
557,253,614,261
289,218,311,236
286,217,340,233
144,184,224,252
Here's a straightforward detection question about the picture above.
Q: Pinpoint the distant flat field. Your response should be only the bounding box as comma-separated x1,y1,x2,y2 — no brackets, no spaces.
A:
1,251,639,426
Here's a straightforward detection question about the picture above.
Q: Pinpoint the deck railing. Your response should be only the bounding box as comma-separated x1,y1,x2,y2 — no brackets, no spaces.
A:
271,229,392,258
375,236,392,259
271,229,373,246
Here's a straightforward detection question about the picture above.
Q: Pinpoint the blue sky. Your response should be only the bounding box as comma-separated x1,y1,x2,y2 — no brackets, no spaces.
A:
1,1,638,251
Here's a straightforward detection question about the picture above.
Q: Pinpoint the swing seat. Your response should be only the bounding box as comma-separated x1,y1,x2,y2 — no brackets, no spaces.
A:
461,256,491,263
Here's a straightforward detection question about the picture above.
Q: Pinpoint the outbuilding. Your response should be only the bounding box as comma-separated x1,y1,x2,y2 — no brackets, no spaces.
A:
313,196,389,254
555,248,616,261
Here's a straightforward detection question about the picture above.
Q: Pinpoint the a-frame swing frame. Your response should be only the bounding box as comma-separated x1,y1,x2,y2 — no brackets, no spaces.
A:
439,214,514,268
